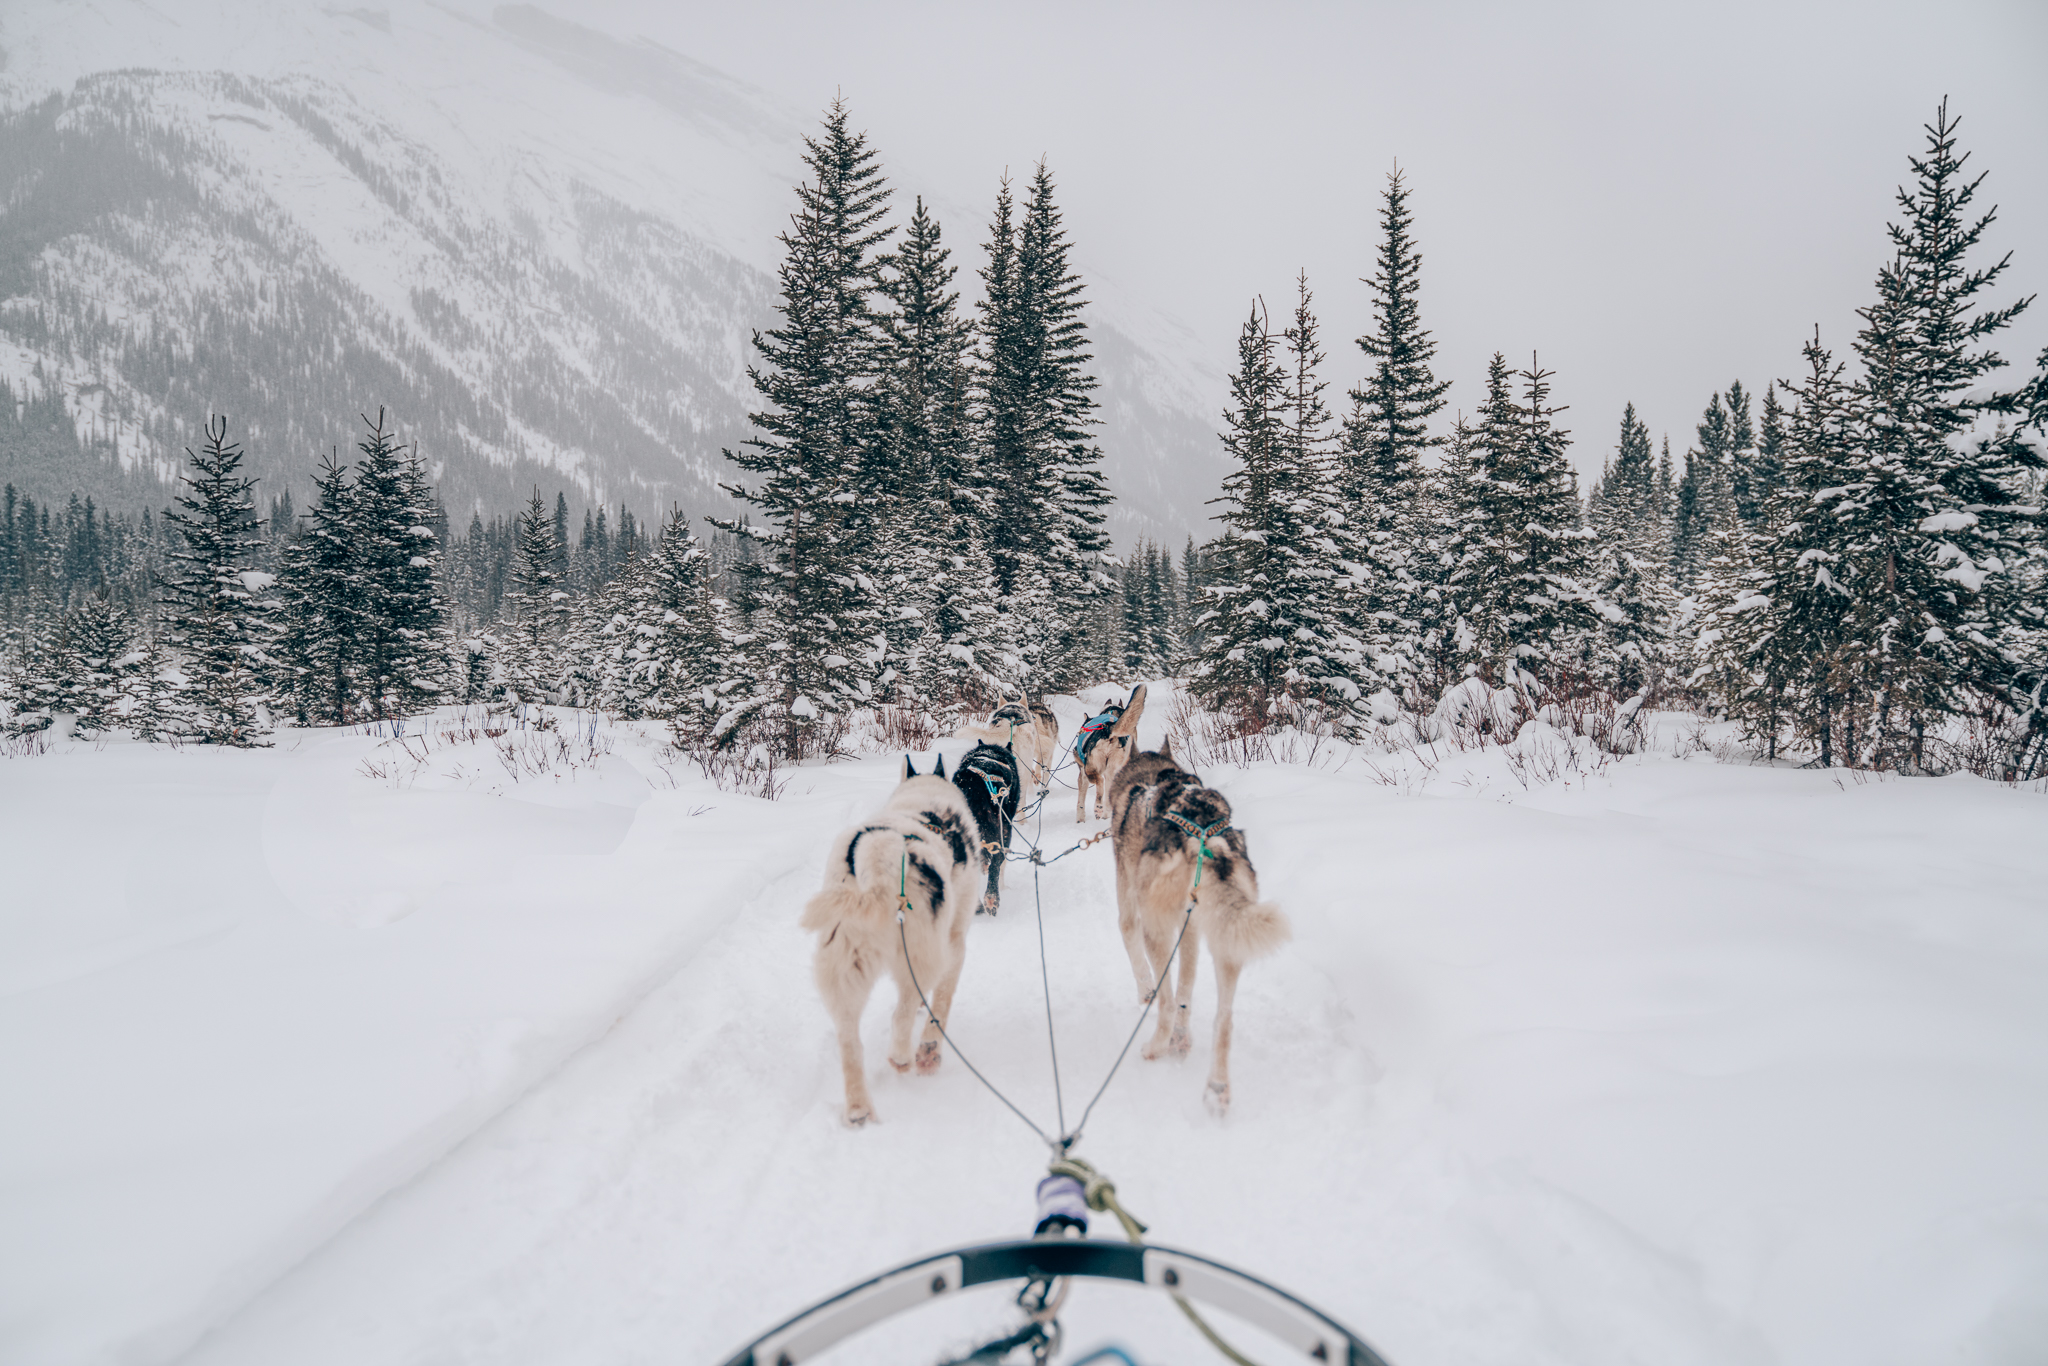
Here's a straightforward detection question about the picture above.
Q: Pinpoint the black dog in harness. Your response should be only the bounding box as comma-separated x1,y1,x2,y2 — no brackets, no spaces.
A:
952,741,1022,913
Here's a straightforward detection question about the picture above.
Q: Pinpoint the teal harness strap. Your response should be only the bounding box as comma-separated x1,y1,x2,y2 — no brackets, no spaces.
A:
1159,810,1231,891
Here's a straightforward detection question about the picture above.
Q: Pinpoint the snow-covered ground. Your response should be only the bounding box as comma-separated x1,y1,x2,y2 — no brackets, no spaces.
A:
3,697,2045,1366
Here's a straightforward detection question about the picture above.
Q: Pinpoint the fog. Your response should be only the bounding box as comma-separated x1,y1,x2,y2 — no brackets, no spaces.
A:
583,0,2048,479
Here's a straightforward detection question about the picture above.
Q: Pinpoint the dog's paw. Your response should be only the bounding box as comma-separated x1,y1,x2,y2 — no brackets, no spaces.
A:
1167,1025,1193,1058
888,1055,912,1074
845,1103,875,1127
915,1040,943,1074
982,892,999,914
1203,1081,1231,1117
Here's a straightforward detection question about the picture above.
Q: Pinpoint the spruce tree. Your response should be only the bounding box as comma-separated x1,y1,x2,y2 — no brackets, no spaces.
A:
977,163,1113,687
1342,167,1449,694
1587,403,1675,695
57,585,134,735
873,195,1003,706
162,416,273,745
1701,331,1860,760
1191,299,1343,718
1450,356,1598,697
350,414,445,718
500,486,567,705
1831,99,2038,767
274,451,361,724
712,98,893,747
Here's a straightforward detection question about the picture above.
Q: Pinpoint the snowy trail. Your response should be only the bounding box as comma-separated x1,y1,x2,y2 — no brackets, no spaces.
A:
7,706,2045,1365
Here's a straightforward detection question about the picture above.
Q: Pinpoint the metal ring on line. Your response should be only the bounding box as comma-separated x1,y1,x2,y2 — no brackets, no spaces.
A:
718,1239,1391,1366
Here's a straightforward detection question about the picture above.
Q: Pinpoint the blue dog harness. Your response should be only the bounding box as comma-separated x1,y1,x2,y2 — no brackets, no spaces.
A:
1073,708,1124,764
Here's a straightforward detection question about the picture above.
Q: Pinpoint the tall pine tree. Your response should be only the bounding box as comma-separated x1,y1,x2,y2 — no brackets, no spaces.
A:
713,98,894,748
163,417,273,745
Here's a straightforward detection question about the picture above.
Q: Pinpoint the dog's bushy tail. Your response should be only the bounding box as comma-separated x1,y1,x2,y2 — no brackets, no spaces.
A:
800,825,911,934
1209,899,1291,964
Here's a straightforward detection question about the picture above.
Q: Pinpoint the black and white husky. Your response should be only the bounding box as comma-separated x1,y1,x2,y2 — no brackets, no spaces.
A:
1106,739,1290,1115
801,754,985,1126
951,740,1023,914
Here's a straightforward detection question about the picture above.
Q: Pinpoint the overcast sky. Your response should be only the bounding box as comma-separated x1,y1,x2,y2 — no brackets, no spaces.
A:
579,0,2048,479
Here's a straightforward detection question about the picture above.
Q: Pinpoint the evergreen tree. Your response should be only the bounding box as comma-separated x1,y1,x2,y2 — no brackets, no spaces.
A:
1280,273,1364,705
500,486,568,704
350,414,445,717
162,417,273,745
1342,167,1449,693
274,451,361,724
1830,99,2039,767
1189,304,1291,712
712,98,893,747
1586,402,1676,694
57,585,134,735
977,163,1113,687
1699,330,1860,760
1416,412,1482,694
636,510,751,740
873,195,1004,706
1449,356,1598,697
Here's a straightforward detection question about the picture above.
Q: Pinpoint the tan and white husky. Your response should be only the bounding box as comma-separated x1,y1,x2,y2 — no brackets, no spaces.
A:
959,696,1060,799
1076,683,1147,822
1107,739,1290,1114
801,754,985,1126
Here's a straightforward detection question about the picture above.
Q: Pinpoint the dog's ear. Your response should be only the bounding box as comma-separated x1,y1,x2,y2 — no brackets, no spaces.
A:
1127,683,1146,707
933,752,947,780
1003,739,1015,753
1160,736,1176,761
904,754,919,780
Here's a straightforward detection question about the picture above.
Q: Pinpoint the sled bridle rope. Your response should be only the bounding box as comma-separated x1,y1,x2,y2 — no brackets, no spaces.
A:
873,710,1305,1366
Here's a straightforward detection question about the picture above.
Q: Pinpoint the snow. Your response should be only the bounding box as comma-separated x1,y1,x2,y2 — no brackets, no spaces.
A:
3,701,2046,1366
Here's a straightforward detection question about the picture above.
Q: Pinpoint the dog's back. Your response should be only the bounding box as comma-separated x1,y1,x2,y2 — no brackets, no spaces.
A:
1105,741,1289,1115
804,760,985,1125
952,741,1022,912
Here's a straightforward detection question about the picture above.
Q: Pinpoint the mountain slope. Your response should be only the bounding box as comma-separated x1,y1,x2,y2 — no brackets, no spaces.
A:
0,1,1228,545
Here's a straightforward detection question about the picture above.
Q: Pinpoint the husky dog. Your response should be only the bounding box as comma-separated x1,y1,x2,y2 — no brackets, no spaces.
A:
960,696,1060,798
1107,739,1290,1114
1075,683,1147,823
951,740,1023,914
801,754,985,1126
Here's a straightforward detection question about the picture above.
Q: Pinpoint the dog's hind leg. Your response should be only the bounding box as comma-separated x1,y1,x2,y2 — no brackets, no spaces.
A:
818,946,878,1125
1163,920,1199,1058
916,917,968,1074
886,953,922,1076
1204,956,1243,1116
1138,885,1192,1061
1116,868,1156,1004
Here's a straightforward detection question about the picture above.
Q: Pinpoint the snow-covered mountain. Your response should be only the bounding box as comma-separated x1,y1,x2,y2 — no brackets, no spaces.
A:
0,0,1225,544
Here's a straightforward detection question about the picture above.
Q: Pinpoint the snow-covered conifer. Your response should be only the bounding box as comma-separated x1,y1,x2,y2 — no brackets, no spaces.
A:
712,98,893,747
163,417,274,745
500,486,569,705
1342,167,1450,693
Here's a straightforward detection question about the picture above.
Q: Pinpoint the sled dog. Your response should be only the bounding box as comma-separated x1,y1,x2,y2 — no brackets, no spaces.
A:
801,754,985,1126
960,696,1060,798
1107,739,1290,1114
952,739,1023,914
1076,683,1147,822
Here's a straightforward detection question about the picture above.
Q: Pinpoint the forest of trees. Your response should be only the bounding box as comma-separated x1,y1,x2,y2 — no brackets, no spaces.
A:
1187,101,2047,776
2,100,2044,776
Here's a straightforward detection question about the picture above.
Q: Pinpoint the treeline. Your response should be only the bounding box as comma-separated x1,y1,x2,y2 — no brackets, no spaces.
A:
1190,102,2047,775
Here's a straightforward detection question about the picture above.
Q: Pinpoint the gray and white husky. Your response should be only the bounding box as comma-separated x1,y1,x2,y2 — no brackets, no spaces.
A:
801,754,985,1126
1107,739,1291,1115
